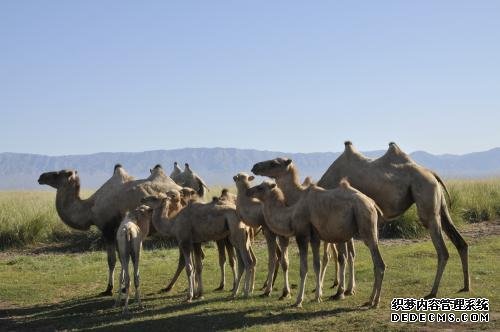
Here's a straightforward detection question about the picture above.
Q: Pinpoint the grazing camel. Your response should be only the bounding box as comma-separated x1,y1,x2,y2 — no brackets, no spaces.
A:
141,192,256,302
248,180,385,308
114,205,153,314
252,160,356,298
38,164,182,295
233,173,286,297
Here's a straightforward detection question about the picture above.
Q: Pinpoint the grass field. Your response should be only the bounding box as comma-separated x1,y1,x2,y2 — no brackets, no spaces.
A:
0,180,499,331
0,228,498,331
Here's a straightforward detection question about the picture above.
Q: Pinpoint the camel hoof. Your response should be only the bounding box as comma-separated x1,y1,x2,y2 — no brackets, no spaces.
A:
458,287,470,293
260,291,271,297
185,298,193,303
315,296,322,303
329,292,345,301
424,293,436,300
360,302,372,310
291,302,303,308
214,285,224,291
279,292,291,300
159,287,172,293
344,289,355,296
100,290,113,296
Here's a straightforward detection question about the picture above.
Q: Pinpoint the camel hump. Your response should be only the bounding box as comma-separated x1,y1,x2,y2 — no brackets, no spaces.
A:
383,142,413,163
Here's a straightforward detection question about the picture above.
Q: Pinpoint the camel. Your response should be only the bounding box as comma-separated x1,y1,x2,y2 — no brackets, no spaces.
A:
170,161,182,179
172,163,209,197
233,173,289,297
253,141,470,299
38,164,182,295
141,192,256,302
251,160,356,298
114,205,153,314
248,180,385,308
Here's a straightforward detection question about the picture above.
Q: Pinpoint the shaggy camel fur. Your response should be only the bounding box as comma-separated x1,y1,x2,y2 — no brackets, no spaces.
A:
141,193,256,302
251,160,356,298
233,173,288,297
317,141,469,298
248,180,386,308
38,164,181,295
114,205,153,314
172,163,209,197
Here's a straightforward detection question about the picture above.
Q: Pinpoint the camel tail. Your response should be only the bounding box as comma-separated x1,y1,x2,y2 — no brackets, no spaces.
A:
440,198,468,250
432,171,452,208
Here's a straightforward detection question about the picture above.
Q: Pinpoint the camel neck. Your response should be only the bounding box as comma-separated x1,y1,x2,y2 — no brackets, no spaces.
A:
152,203,175,236
261,190,294,237
55,183,93,231
276,166,303,205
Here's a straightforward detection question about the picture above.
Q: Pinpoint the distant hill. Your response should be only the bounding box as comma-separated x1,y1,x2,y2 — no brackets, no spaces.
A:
1,147,499,190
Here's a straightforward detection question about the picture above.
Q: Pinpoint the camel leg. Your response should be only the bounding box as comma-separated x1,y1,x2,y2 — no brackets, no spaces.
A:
180,242,195,302
311,233,322,303
278,236,291,300
162,247,185,293
425,218,449,299
193,243,204,299
330,242,347,300
132,243,142,309
102,242,116,296
345,238,356,295
319,242,330,292
225,239,238,292
262,228,279,296
122,257,131,314
441,201,470,292
331,243,339,288
214,240,226,291
292,235,309,308
231,250,245,298
362,242,386,309
114,264,125,308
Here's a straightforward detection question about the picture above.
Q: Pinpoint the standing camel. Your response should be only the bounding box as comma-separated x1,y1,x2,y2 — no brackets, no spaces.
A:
141,192,256,302
253,141,470,298
38,164,182,295
247,180,385,308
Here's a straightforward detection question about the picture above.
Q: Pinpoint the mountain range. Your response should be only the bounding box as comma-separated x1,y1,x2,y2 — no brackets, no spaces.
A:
1,147,500,190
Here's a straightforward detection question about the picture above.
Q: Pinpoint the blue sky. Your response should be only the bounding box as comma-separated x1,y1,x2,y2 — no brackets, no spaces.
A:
1,1,499,155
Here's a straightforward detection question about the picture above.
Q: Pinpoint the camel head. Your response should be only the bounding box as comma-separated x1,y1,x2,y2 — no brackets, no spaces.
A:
166,190,181,205
233,172,255,190
38,170,79,189
184,163,193,174
141,193,168,209
251,158,292,179
246,181,278,201
179,187,197,205
149,164,166,177
133,204,153,220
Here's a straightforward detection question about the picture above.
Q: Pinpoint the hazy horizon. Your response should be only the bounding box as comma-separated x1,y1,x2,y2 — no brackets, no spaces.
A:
1,2,499,155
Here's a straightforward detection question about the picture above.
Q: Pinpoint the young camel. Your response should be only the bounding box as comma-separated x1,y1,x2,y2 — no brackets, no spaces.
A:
114,205,153,314
233,173,288,297
161,189,237,293
248,180,386,308
141,192,256,302
252,160,355,299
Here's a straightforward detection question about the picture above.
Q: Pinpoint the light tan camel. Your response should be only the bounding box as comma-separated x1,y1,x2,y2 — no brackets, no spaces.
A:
247,180,386,308
161,189,237,294
114,205,153,314
233,173,288,297
38,164,181,295
172,163,209,197
251,160,355,298
141,192,256,302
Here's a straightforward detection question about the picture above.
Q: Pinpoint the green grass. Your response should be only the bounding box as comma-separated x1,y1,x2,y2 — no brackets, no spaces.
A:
1,234,498,331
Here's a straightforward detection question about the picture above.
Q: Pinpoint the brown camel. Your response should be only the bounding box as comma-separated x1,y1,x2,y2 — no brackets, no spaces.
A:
38,164,182,295
141,192,256,302
253,141,470,298
247,180,386,308
233,173,287,297
251,160,356,298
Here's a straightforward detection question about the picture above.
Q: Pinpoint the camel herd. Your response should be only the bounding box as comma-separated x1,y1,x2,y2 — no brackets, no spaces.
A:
37,142,470,314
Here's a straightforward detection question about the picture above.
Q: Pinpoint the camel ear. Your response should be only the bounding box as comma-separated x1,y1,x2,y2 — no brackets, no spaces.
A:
233,175,238,182
248,175,255,181
270,183,277,189
284,159,292,166
150,168,152,173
